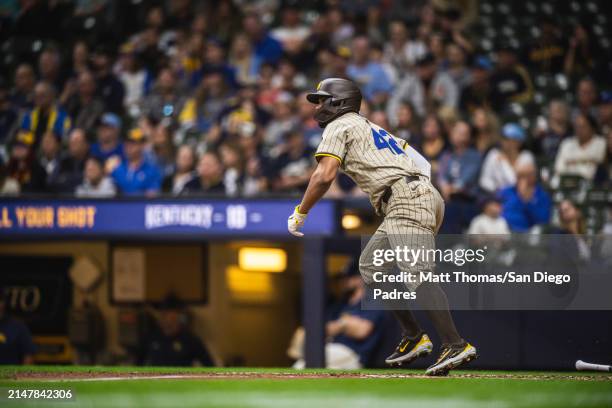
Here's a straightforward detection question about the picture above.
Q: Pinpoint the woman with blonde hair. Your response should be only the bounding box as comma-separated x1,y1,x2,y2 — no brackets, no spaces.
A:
471,107,500,155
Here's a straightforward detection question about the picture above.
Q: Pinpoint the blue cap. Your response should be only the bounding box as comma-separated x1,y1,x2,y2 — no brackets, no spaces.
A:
473,55,493,71
600,90,612,104
502,123,526,142
100,113,122,129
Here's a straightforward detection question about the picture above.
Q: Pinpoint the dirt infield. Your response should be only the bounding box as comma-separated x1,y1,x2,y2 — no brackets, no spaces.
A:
9,370,612,382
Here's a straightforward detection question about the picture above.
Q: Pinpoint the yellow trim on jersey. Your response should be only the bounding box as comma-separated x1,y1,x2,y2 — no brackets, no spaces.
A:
314,152,342,164
402,140,409,150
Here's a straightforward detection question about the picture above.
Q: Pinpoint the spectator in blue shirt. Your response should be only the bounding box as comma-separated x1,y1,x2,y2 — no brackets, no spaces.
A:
438,121,482,199
111,128,161,196
499,158,552,232
438,121,482,233
243,13,284,65
347,36,393,106
90,113,124,163
0,290,35,365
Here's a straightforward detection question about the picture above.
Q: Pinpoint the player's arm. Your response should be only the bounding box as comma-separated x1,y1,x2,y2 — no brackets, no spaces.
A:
288,120,346,237
299,157,340,213
287,156,340,237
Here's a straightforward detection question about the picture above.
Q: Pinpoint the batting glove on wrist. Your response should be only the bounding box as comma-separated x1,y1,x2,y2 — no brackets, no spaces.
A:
288,205,307,237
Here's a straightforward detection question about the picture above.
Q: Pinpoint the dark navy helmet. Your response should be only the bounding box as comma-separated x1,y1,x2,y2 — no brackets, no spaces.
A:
306,78,362,127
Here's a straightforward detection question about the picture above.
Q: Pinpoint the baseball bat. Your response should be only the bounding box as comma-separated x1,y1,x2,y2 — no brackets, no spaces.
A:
575,360,611,372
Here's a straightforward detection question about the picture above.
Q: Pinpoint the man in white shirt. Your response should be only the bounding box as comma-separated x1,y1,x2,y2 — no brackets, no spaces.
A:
554,113,606,181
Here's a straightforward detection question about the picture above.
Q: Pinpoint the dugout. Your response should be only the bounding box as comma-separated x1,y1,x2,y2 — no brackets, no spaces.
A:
0,196,351,367
1,196,611,369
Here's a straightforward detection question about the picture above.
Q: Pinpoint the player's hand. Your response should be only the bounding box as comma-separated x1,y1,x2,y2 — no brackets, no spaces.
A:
288,205,307,237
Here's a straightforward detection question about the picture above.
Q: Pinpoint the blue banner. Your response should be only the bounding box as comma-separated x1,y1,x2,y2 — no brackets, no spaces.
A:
0,199,337,238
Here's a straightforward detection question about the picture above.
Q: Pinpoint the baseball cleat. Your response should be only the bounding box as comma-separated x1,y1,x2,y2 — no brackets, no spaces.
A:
426,342,478,376
385,333,433,366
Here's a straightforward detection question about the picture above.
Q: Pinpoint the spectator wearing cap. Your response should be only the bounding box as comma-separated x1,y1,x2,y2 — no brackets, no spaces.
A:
6,130,46,193
10,64,36,111
90,113,124,163
19,82,72,148
468,194,511,235
387,53,458,125
437,121,481,233
531,99,571,161
347,36,393,106
181,151,226,196
62,70,105,131
554,112,606,182
460,56,493,113
111,128,161,196
0,290,36,365
75,156,116,198
479,123,536,194
243,13,284,65
498,159,551,232
92,46,125,115
55,128,89,193
489,44,533,113
0,79,17,146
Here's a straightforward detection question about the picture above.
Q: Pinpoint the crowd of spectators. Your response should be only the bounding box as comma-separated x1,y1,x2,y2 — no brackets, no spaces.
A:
0,0,610,234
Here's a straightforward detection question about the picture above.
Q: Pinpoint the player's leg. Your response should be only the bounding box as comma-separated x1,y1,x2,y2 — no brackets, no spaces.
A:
387,180,477,375
359,222,432,366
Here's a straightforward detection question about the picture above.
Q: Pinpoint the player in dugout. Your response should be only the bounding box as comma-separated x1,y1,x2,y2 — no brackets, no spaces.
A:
0,289,36,365
289,259,385,369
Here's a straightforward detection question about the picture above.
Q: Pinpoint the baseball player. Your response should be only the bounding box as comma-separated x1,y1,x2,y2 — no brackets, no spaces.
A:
288,78,477,375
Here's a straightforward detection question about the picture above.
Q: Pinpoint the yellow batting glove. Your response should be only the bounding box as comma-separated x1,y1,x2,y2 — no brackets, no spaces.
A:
288,205,307,237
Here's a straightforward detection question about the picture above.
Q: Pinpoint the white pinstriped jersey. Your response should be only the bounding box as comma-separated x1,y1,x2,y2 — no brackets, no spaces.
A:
315,112,430,213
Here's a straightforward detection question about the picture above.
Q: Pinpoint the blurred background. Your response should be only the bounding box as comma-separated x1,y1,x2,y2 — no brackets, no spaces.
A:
0,0,610,370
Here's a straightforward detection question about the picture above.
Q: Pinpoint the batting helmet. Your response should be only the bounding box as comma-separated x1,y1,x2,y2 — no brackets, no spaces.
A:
306,78,362,127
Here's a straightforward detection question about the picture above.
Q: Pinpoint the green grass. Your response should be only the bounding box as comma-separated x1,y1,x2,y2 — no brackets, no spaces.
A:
1,366,611,408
